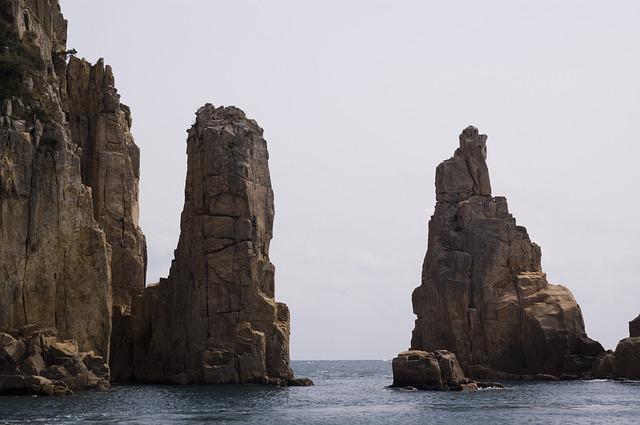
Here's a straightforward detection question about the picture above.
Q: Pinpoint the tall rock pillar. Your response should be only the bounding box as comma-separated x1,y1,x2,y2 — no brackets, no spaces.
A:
410,126,604,379
131,104,300,385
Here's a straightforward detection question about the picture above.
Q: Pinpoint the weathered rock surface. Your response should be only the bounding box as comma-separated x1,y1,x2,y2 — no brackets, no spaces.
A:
0,327,109,395
614,337,640,379
0,0,113,360
392,350,475,391
116,104,308,386
391,350,500,391
629,315,640,338
66,56,146,310
592,350,616,379
410,126,603,379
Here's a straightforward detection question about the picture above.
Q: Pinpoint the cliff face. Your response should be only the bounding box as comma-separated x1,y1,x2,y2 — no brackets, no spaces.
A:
66,57,146,310
410,126,603,378
0,0,145,366
127,105,297,385
0,0,112,358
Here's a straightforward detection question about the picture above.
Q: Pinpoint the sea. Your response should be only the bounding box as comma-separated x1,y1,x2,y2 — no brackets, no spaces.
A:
0,360,638,424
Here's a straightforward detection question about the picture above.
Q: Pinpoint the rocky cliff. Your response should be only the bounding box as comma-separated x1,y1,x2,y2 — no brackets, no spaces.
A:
410,126,603,379
0,0,145,371
121,104,307,386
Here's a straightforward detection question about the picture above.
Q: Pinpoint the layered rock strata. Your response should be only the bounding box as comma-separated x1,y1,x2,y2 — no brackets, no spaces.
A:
0,327,109,395
410,126,604,379
119,104,308,386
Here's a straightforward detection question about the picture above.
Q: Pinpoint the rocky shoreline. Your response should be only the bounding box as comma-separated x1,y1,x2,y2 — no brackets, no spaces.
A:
0,0,635,397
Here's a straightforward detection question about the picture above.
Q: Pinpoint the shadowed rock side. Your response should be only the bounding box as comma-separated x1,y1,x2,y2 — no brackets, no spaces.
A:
118,104,310,386
593,314,640,380
391,350,484,391
410,126,604,379
0,0,112,359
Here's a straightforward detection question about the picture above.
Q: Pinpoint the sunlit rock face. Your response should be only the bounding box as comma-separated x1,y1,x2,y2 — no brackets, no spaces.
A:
410,126,603,379
127,105,305,386
0,0,113,360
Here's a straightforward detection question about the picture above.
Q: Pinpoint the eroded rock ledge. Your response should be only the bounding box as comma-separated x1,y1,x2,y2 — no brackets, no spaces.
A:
410,126,604,380
112,104,310,387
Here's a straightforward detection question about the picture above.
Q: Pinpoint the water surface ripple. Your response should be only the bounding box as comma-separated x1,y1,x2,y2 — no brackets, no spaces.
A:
0,360,638,424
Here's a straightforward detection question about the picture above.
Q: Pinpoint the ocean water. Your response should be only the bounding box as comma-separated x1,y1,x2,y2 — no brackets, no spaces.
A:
0,360,638,424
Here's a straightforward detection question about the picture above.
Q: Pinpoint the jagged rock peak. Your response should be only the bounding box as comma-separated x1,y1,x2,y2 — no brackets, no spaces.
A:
411,127,603,380
436,125,491,198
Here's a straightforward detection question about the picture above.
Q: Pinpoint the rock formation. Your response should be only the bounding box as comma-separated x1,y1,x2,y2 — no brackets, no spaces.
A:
0,327,109,395
629,314,640,338
117,104,309,386
0,0,112,359
594,314,640,380
0,0,145,387
66,56,147,310
391,350,484,391
410,126,604,379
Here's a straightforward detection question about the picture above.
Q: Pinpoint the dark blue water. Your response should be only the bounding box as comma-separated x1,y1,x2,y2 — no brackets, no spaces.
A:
0,361,638,424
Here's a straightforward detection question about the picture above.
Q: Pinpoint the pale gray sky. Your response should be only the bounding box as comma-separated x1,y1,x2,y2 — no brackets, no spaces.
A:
63,0,640,360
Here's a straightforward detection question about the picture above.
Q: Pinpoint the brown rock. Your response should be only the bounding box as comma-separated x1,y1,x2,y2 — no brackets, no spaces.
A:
127,104,307,385
614,337,640,379
630,315,640,338
411,126,603,379
391,350,477,391
0,333,25,371
0,0,113,362
66,57,147,310
592,351,616,379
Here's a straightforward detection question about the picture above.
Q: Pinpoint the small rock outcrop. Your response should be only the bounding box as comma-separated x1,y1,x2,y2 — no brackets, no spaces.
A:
410,126,604,379
117,104,308,386
614,336,640,379
0,327,109,395
391,350,480,391
597,314,640,380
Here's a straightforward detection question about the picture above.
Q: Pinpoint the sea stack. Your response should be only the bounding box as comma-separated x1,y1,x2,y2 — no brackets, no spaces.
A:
128,104,309,386
409,126,604,379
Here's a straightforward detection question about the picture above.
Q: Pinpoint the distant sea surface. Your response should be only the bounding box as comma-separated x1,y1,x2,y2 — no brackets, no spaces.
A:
1,360,638,424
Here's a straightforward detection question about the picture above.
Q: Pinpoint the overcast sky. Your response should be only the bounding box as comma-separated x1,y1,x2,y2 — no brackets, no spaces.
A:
63,0,639,360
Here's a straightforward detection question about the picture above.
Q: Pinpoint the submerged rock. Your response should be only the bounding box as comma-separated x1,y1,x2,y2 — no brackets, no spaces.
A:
119,104,309,386
410,126,603,379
